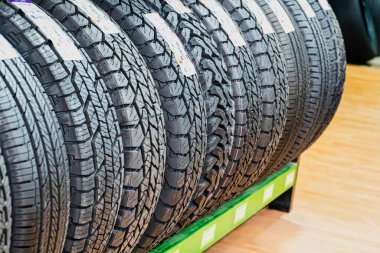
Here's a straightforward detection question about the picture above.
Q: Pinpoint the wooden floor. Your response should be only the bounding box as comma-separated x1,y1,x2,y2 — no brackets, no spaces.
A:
207,65,380,253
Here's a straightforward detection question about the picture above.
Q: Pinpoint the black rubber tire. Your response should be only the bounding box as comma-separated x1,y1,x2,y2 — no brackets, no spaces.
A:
329,0,377,63
214,0,288,206
93,0,207,252
0,146,11,253
0,56,70,252
302,0,345,149
0,2,124,252
31,1,168,252
265,0,346,174
230,0,306,191
179,0,262,227
133,0,234,250
265,0,328,174
262,0,329,178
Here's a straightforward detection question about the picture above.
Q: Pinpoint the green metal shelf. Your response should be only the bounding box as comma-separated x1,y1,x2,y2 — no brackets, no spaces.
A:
151,162,299,253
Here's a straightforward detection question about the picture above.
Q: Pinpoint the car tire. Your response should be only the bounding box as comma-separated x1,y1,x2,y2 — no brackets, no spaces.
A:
0,55,70,252
0,2,124,252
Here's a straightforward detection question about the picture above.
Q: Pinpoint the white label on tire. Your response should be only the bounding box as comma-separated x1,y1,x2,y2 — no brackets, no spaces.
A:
243,0,274,34
145,13,196,76
74,0,120,34
234,202,248,224
201,224,216,249
0,34,20,60
318,0,331,11
199,0,247,47
297,0,316,18
11,0,82,61
166,0,192,14
263,184,275,203
285,170,296,187
267,0,295,33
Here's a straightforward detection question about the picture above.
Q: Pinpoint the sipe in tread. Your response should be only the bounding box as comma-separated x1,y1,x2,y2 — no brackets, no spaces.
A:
213,0,288,207
262,0,330,177
32,0,167,252
93,0,207,251
133,0,235,250
244,0,310,186
179,0,262,227
0,55,70,252
303,0,345,149
0,1,124,252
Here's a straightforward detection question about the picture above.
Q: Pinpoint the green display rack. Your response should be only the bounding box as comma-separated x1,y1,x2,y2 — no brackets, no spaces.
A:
151,162,299,253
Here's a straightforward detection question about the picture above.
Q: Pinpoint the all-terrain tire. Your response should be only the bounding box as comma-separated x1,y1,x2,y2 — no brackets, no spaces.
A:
0,55,70,252
179,0,262,226
31,0,167,252
93,0,207,252
133,0,235,250
0,2,124,252
215,0,288,205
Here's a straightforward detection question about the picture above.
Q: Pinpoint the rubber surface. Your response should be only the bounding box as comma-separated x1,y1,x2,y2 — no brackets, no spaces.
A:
0,147,10,253
329,0,377,63
0,2,124,252
302,0,345,150
134,0,234,250
32,1,168,252
179,0,262,227
93,0,207,252
264,0,346,174
215,0,288,205
260,0,328,179
0,56,70,252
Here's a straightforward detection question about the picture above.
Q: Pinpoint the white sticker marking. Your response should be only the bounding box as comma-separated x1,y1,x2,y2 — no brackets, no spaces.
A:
201,224,216,249
263,184,275,203
243,0,274,34
297,0,316,18
285,170,296,187
267,0,295,33
166,0,192,14
144,13,196,76
0,34,20,60
318,0,331,11
199,0,247,47
234,202,248,224
74,0,120,34
11,0,82,61
171,249,180,253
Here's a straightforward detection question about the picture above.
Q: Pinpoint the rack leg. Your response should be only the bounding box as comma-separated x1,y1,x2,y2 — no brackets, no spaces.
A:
268,187,294,213
268,158,300,213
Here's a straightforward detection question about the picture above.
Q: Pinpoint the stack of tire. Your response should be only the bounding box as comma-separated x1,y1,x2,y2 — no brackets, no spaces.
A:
0,0,345,252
